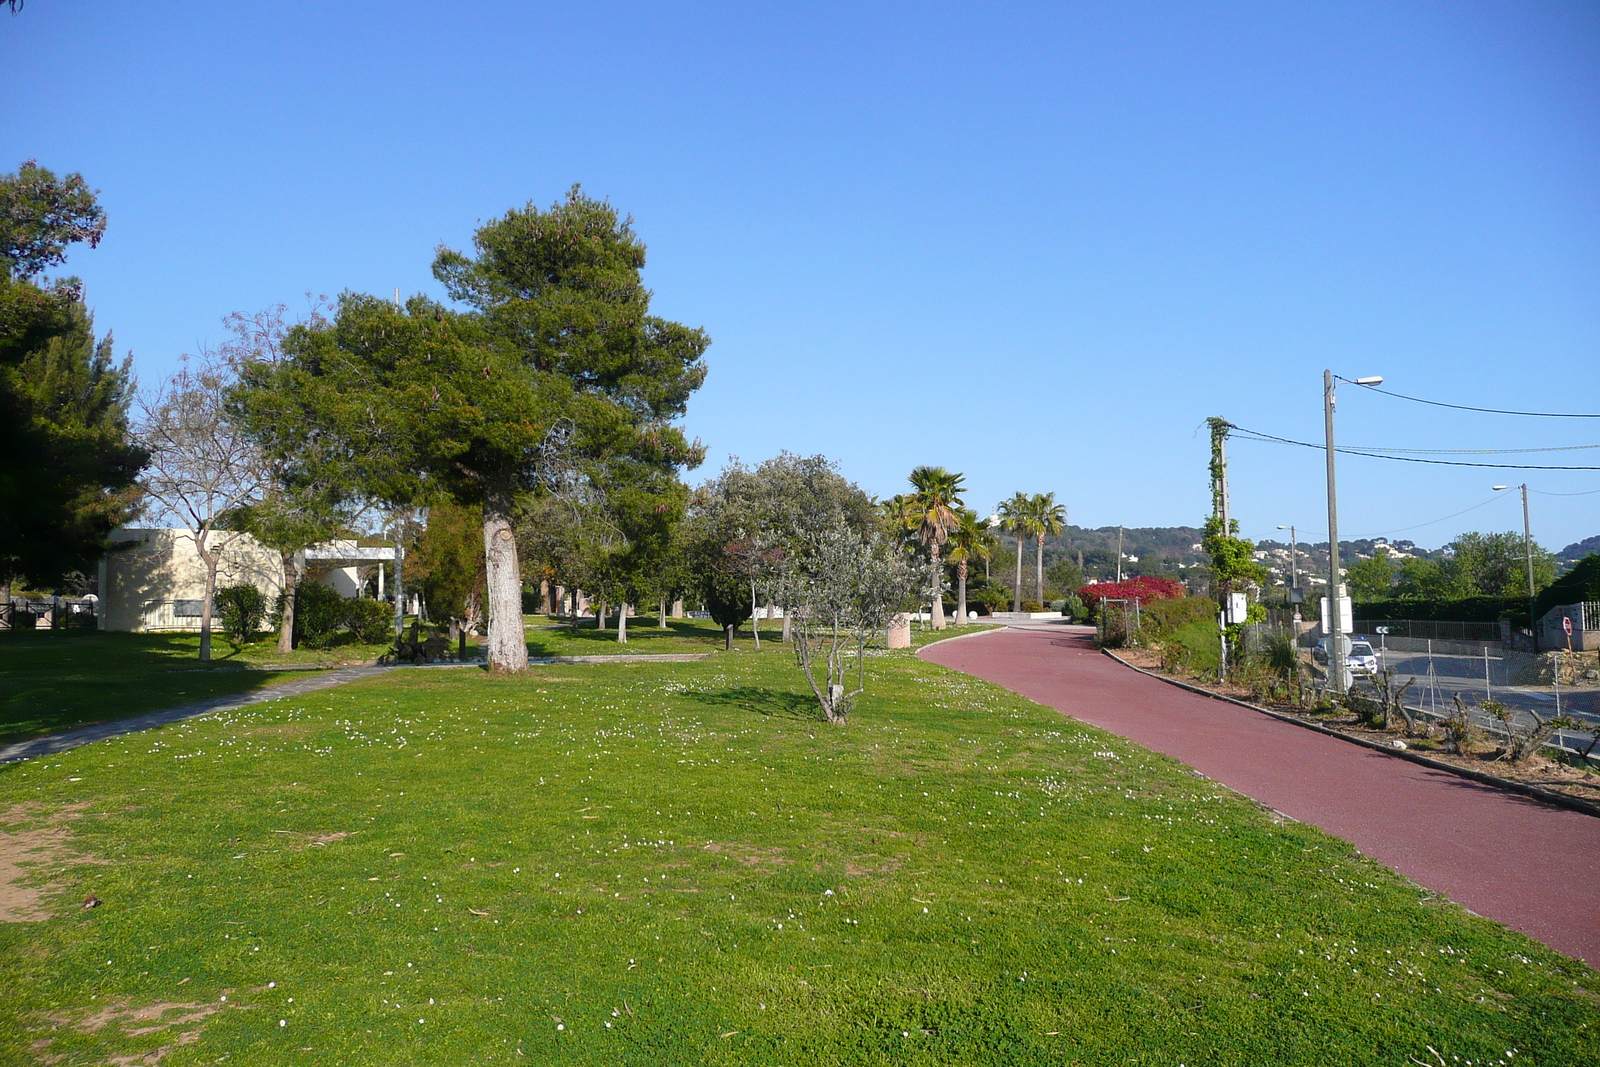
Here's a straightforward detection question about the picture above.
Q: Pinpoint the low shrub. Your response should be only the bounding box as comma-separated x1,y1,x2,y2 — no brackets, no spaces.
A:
215,584,266,643
1158,618,1222,676
345,598,396,644
1020,599,1043,613
1141,596,1219,639
1060,594,1086,621
286,582,347,648
1078,577,1187,612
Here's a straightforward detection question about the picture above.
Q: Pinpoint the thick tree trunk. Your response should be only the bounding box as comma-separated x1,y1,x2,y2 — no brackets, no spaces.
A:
481,494,529,671
659,596,669,628
617,604,628,643
781,604,791,642
1036,535,1045,604
930,544,946,629
957,560,968,625
597,601,607,630
276,549,299,653
725,622,734,651
1013,535,1023,613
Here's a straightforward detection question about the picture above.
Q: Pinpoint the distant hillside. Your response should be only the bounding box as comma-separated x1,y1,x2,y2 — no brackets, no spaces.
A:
1021,525,1598,585
1558,535,1600,570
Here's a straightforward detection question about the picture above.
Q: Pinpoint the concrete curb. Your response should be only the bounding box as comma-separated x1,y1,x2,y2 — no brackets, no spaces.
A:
1101,648,1600,821
912,625,1008,654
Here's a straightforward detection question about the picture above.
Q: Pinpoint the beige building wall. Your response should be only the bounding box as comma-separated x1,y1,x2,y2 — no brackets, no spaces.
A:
100,529,288,632
100,529,373,632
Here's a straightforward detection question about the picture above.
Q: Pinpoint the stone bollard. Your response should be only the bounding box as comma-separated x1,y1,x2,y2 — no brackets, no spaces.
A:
886,613,912,650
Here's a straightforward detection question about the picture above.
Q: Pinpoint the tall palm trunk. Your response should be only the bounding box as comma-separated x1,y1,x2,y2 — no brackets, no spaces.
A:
957,559,968,625
1035,535,1045,604
1012,535,1023,613
930,543,946,629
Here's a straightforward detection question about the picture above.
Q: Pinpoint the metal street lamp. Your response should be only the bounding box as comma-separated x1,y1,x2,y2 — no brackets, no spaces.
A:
1324,371,1383,695
1276,525,1299,611
1493,484,1538,650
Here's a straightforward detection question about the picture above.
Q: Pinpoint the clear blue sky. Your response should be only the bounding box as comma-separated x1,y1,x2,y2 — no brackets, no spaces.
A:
6,1,1598,549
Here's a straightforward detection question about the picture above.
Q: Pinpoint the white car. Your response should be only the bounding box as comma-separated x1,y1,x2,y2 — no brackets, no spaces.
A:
1314,636,1380,676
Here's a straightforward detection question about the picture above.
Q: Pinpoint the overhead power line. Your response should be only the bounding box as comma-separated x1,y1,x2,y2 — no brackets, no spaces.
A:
1225,423,1600,470
1334,377,1600,418
1339,443,1600,455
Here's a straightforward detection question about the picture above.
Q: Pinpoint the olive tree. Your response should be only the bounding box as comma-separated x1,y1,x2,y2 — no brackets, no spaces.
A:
782,523,916,724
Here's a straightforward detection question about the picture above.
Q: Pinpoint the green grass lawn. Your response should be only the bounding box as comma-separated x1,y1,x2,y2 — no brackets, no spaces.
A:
0,630,360,745
524,615,1001,658
2,640,1595,1065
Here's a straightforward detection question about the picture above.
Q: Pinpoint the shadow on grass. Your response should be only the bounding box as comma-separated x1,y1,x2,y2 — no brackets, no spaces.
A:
0,629,307,745
682,685,820,721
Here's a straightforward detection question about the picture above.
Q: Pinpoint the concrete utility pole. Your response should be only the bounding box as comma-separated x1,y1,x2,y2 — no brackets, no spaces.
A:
1324,370,1383,695
1324,370,1343,694
1494,483,1538,651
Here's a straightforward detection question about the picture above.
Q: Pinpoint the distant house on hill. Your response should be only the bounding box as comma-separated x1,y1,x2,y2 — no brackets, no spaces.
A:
97,528,396,632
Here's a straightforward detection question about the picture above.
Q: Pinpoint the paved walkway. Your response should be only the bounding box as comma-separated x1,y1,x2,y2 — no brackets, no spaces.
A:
921,625,1600,968
0,666,394,765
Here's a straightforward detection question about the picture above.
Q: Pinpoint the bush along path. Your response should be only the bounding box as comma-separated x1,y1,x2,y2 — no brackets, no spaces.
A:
921,625,1600,970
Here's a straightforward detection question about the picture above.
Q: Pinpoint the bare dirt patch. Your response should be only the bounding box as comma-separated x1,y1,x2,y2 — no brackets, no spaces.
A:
34,999,222,1066
0,803,94,922
701,842,789,868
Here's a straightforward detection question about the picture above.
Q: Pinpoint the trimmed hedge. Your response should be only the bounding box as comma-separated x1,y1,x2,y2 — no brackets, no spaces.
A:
1353,596,1522,623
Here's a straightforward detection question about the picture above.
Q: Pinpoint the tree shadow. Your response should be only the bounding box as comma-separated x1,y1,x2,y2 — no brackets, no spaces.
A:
682,685,819,721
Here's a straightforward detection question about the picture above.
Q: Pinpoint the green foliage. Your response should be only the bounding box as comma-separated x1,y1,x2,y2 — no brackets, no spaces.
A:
1141,595,1220,638
1255,629,1300,680
409,500,485,622
344,597,395,645
1346,548,1395,601
1161,619,1223,675
1020,598,1043,612
214,583,266,643
0,160,107,281
0,165,144,587
1044,555,1083,596
1060,593,1086,620
1535,553,1600,619
1201,515,1265,596
282,581,346,648
1447,531,1556,598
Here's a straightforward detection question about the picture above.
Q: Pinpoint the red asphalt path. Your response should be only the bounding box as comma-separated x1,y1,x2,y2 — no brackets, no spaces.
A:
921,626,1600,968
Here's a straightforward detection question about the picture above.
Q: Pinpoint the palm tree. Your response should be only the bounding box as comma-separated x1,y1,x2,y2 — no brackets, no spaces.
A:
997,492,1032,613
946,508,996,625
907,466,965,629
1030,492,1067,604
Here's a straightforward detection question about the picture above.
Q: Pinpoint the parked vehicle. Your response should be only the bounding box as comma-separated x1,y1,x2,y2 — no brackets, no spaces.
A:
1313,635,1380,676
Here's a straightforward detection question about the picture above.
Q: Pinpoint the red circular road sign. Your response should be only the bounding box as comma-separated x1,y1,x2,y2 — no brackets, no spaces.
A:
1563,616,1574,636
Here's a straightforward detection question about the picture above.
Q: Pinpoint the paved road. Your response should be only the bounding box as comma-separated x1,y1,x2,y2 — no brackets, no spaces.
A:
921,625,1600,968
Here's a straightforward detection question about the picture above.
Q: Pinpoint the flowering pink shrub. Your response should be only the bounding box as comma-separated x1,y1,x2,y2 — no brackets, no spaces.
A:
1077,577,1187,608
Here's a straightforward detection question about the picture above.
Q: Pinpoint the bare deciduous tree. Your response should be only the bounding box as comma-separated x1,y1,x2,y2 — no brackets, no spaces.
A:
137,355,262,661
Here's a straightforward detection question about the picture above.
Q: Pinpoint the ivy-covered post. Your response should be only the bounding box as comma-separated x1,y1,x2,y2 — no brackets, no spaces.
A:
1203,418,1266,675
